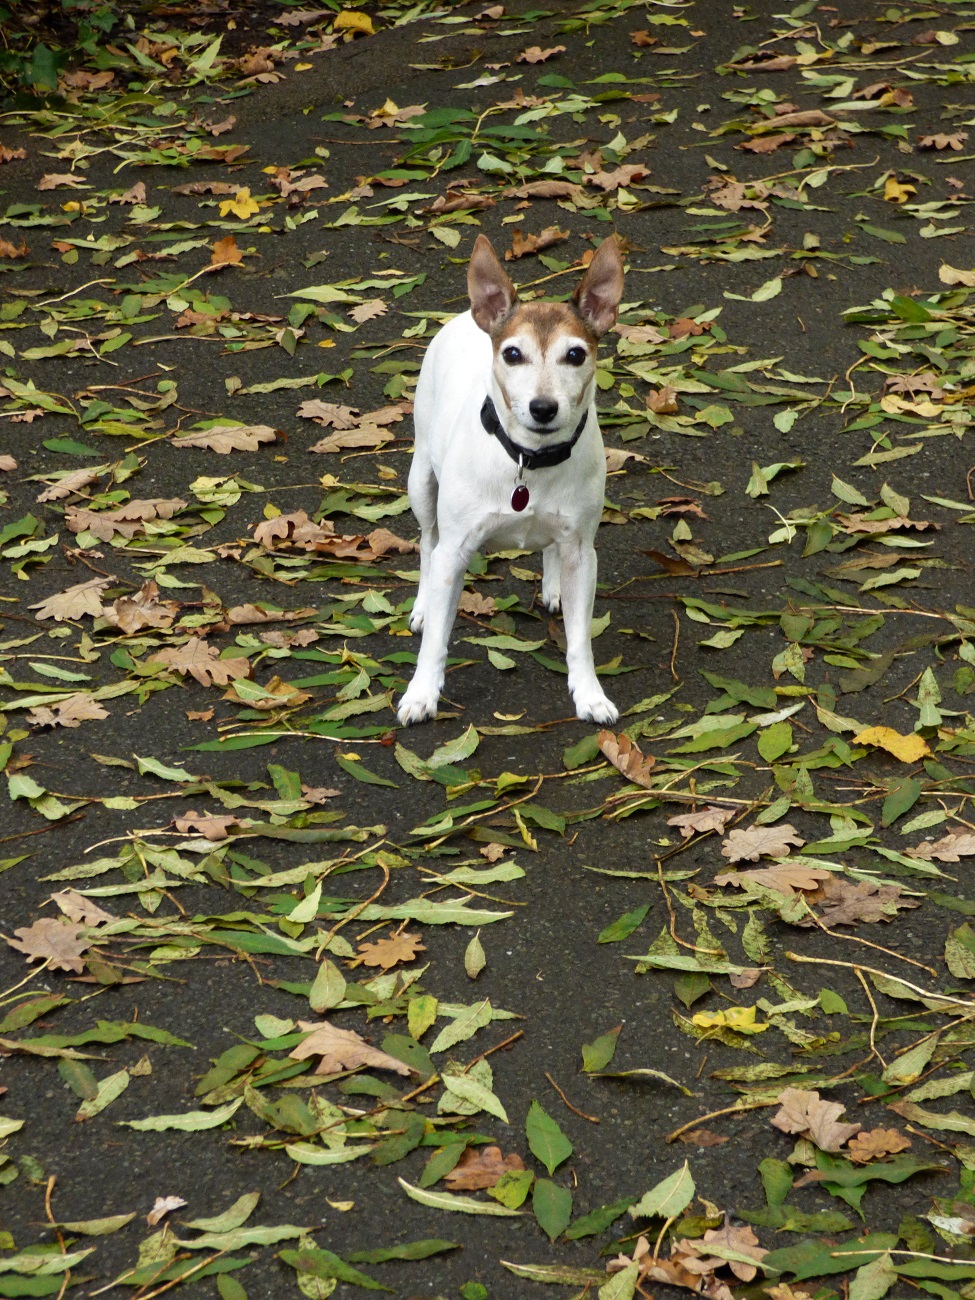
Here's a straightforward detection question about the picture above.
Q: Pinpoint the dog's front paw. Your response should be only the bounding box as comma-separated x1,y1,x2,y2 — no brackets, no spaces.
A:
572,686,618,726
540,589,561,615
397,685,440,726
409,607,425,634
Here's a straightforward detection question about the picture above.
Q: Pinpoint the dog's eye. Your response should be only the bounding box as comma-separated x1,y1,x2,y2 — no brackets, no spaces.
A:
501,346,523,365
565,346,587,366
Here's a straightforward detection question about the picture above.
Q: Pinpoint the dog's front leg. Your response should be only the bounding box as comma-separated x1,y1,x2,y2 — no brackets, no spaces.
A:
559,537,618,725
397,539,472,725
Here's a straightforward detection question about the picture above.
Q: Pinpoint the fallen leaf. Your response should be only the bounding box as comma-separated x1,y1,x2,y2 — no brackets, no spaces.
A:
853,726,931,763
667,806,735,838
714,861,832,896
35,469,100,501
677,1129,730,1146
171,424,278,453
174,811,244,841
518,44,566,63
102,581,180,633
630,30,658,47
846,1128,911,1164
443,1146,526,1190
798,876,921,928
0,237,28,259
29,578,110,622
218,187,260,219
147,1196,187,1227
38,173,86,190
598,730,656,787
5,919,92,973
109,182,147,205
692,1006,768,1036
458,591,497,617
907,831,975,862
0,145,26,163
504,225,569,260
301,784,340,804
210,235,244,266
149,638,251,688
349,298,387,324
290,1020,415,1075
27,694,109,730
771,1088,860,1152
918,132,968,151
720,824,805,863
354,932,426,970
883,177,916,203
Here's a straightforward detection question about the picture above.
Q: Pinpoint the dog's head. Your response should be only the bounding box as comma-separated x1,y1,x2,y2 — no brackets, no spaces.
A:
467,234,624,437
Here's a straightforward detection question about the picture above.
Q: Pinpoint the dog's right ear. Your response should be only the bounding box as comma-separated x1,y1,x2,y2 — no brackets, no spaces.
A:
468,235,517,333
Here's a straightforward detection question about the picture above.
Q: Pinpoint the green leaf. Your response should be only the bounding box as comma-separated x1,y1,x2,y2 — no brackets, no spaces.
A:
526,1101,573,1176
335,756,398,787
881,778,921,827
56,1213,136,1236
398,1178,524,1216
581,1025,621,1073
850,1252,897,1300
599,1263,641,1300
759,1157,793,1209
629,1162,695,1219
488,1169,534,1208
121,1097,243,1131
183,1192,260,1232
946,924,975,980
440,1073,508,1123
758,722,793,762
427,725,479,768
598,904,650,944
565,1196,637,1240
532,1179,572,1241
279,1247,390,1292
217,1277,249,1300
309,960,346,1013
346,1240,459,1264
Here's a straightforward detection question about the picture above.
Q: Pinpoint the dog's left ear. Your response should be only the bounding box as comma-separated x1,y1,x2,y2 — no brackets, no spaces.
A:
573,236,625,337
468,234,517,333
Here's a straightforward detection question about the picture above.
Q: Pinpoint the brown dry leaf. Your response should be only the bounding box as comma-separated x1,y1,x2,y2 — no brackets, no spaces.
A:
290,1019,416,1075
677,1129,730,1146
5,918,92,972
0,454,16,471
0,145,26,163
223,675,311,711
443,1146,526,1191
518,44,565,63
254,510,333,549
102,581,180,633
51,891,116,927
714,862,832,896
174,811,244,841
720,824,805,863
349,299,387,324
210,235,244,266
771,1087,860,1152
648,386,679,415
479,843,506,862
846,1127,911,1164
186,708,214,722
616,323,667,346
681,1220,768,1282
669,317,710,339
172,180,240,197
27,694,109,730
354,932,426,970
630,30,658,46
260,628,320,648
301,784,340,804
64,498,187,542
588,164,650,192
907,830,975,862
36,469,100,501
171,424,278,453
752,109,836,131
149,638,251,688
799,876,921,928
505,179,586,202
919,131,969,151
110,182,147,205
738,133,796,154
458,591,497,617
505,225,569,260
728,968,763,989
598,730,655,788
667,806,736,839
29,577,110,622
147,1195,187,1227
297,400,360,427
838,512,938,535
0,237,28,259
605,448,649,473
38,173,86,190
309,426,390,454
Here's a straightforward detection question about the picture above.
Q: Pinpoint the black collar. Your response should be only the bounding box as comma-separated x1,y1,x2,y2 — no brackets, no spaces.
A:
480,396,588,471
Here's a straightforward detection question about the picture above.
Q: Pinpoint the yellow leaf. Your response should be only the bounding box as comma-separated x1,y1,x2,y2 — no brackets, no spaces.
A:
218,187,260,220
883,177,916,204
691,1006,768,1035
334,10,375,34
294,62,313,71
853,726,931,763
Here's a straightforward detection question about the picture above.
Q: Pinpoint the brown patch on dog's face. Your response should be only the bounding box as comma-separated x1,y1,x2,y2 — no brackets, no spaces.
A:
493,302,598,354
488,301,600,436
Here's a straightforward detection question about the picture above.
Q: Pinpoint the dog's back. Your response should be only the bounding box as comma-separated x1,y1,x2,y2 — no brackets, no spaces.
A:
413,310,491,471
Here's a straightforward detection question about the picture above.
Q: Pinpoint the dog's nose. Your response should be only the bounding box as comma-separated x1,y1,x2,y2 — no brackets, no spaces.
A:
529,397,558,425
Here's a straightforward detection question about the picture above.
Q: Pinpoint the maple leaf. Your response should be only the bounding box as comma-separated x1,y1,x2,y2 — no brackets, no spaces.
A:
349,299,387,324
799,877,920,928
598,730,656,788
630,30,658,46
218,187,260,219
504,225,570,260
290,1020,415,1075
171,424,278,453
771,1088,860,1152
918,132,968,151
667,807,734,839
714,862,832,896
518,44,566,62
5,918,92,972
908,831,975,862
29,577,110,622
27,694,109,730
210,235,244,266
443,1146,526,1191
354,932,426,970
847,1127,911,1164
149,638,251,688
174,811,244,841
853,725,931,763
720,824,805,863
102,581,180,633
51,891,116,927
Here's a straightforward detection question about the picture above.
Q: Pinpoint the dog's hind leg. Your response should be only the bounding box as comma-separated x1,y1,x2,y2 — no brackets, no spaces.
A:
398,534,472,725
541,543,561,614
407,457,439,633
558,537,618,725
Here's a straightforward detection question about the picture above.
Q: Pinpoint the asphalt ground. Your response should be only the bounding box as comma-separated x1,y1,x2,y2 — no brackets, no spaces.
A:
2,0,975,1297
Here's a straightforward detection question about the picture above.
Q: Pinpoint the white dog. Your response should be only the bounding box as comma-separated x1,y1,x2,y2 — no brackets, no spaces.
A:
397,233,625,727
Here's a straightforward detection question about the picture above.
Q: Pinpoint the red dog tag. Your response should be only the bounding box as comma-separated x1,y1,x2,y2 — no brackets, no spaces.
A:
511,484,529,512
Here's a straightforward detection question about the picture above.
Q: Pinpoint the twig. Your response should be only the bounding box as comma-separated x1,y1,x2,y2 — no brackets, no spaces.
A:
135,1251,229,1300
669,610,680,682
545,1072,600,1123
462,1029,525,1073
320,862,390,944
0,813,86,845
855,967,887,1069
799,900,937,977
656,856,722,955
666,1099,777,1144
786,952,975,1010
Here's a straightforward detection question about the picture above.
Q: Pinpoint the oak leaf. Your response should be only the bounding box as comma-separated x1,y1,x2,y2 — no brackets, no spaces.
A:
504,225,569,260
714,862,832,896
51,891,116,927
109,182,146,204
667,806,735,839
64,498,186,541
300,784,340,804
443,1146,526,1191
354,932,426,970
598,730,655,787
5,918,92,972
720,823,805,863
290,1020,415,1075
171,424,278,453
174,811,244,841
38,173,86,190
0,145,26,163
349,298,387,324
518,44,566,62
799,876,920,928
630,30,658,46
846,1127,911,1164
680,1220,767,1282
29,577,110,622
36,469,100,502
149,638,251,687
771,1088,860,1152
297,400,360,427
0,237,28,259
102,581,180,633
27,694,109,729
309,426,390,453
458,591,497,617
907,831,975,862
588,164,650,192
